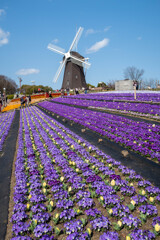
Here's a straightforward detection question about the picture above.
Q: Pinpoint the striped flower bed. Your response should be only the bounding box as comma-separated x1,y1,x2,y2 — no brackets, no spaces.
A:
10,106,160,239
52,97,160,119
38,102,160,162
67,93,160,103
0,111,15,151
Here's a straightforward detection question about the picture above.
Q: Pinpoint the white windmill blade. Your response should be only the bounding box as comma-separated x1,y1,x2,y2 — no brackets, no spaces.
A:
53,59,66,83
48,43,65,56
70,55,91,69
69,27,84,52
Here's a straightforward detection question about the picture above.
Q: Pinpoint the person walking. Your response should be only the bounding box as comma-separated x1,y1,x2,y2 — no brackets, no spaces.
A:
75,88,79,95
20,96,25,108
2,95,6,107
26,96,30,107
49,91,52,98
61,88,64,97
29,95,31,104
66,87,70,96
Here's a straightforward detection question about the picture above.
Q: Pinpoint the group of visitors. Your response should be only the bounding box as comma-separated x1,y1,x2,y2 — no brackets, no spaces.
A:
20,95,31,108
60,87,88,97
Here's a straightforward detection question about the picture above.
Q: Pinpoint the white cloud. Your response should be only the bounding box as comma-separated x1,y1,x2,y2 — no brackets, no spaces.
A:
0,28,10,46
137,36,142,40
16,68,40,76
52,38,58,43
104,26,111,32
85,28,98,36
0,9,5,16
86,26,111,36
86,38,109,54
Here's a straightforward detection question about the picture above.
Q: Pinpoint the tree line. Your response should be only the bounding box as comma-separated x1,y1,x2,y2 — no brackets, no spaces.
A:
21,84,53,95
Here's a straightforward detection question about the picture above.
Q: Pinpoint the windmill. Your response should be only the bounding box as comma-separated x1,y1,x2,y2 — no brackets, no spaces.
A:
47,27,91,90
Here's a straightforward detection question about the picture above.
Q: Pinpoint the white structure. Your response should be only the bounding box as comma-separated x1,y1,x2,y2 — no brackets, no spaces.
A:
115,79,134,91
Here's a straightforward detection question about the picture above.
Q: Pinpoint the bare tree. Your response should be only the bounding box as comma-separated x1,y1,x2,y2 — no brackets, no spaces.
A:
124,66,144,89
0,75,18,94
106,79,116,90
142,78,158,89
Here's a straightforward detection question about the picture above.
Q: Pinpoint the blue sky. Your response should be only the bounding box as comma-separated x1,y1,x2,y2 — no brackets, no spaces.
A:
0,0,160,90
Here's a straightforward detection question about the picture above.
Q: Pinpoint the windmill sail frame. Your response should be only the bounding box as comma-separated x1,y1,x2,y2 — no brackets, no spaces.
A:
47,27,91,90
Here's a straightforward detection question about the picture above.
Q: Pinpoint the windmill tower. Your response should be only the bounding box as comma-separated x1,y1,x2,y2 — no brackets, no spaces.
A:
47,27,91,90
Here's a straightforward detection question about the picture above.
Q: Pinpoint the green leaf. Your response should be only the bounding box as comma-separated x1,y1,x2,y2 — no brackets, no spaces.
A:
128,203,135,211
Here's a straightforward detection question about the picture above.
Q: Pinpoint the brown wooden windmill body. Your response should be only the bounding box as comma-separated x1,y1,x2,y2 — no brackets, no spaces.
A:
62,51,87,90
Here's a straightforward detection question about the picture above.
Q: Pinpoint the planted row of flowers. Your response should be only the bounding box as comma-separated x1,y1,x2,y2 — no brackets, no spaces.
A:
11,106,160,239
52,97,160,118
38,102,160,162
2,103,21,112
68,92,160,103
0,110,15,151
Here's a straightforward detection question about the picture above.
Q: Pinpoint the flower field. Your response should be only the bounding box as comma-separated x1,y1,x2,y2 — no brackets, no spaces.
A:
38,101,160,163
68,93,160,103
8,105,160,240
66,92,160,103
0,110,15,151
51,93,160,120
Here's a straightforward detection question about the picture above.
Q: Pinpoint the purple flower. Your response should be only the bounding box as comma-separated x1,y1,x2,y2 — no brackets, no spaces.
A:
139,204,158,216
146,186,160,196
33,212,51,223
64,219,84,234
131,194,147,205
110,174,121,180
100,231,120,240
130,229,155,239
75,190,91,200
120,185,135,196
103,194,120,207
53,189,68,200
152,216,160,227
56,199,73,209
12,221,30,236
86,174,102,183
90,216,110,231
60,209,77,220
11,237,32,240
31,193,46,203
33,223,52,238
31,203,47,213
85,208,101,219
11,211,28,223
66,232,90,240
138,180,152,188
122,214,141,228
13,203,26,213
39,235,56,240
77,197,94,209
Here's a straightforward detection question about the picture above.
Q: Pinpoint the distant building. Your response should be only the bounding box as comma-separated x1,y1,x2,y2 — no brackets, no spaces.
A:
115,79,135,91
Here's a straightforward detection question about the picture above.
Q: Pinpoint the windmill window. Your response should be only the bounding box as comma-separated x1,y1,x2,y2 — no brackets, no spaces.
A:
75,75,78,79
68,72,70,75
